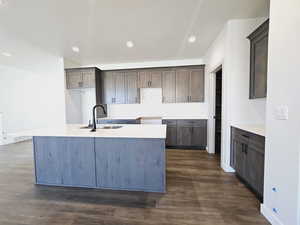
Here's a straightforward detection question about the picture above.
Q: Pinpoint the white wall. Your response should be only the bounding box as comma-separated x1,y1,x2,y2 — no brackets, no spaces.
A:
261,0,300,224
0,113,3,145
0,41,66,144
204,18,267,170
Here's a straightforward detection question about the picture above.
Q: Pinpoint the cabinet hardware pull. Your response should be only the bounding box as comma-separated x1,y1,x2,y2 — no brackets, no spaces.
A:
244,145,248,154
242,134,249,138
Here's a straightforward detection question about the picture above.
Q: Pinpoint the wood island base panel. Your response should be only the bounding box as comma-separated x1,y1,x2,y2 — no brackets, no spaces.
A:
33,136,166,193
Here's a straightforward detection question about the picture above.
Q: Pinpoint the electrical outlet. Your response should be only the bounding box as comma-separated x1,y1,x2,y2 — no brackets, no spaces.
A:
274,106,289,120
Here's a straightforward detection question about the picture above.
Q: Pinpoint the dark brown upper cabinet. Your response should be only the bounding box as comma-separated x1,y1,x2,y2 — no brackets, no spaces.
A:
101,65,205,105
162,70,176,103
65,68,97,89
248,19,269,99
138,70,162,88
65,67,106,117
102,71,139,104
125,71,140,104
176,69,190,103
190,67,205,102
175,66,205,103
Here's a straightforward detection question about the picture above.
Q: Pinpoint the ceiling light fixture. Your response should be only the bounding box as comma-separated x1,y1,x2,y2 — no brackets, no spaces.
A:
188,35,196,43
72,46,80,53
0,0,7,6
126,41,134,48
2,52,12,57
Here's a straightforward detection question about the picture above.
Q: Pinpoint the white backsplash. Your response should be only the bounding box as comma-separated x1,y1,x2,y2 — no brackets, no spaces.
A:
65,88,209,124
140,88,162,104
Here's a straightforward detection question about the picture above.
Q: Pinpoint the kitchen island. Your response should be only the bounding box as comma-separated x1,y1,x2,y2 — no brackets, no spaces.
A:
14,124,167,193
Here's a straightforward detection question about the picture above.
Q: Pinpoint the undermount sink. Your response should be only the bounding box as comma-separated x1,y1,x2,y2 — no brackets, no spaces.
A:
99,126,123,129
80,125,123,130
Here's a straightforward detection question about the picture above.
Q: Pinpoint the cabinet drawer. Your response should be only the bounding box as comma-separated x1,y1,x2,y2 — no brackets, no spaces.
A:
163,120,177,127
177,120,194,127
193,120,207,127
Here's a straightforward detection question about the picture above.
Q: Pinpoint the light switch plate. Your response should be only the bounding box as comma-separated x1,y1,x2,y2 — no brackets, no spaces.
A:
274,106,289,120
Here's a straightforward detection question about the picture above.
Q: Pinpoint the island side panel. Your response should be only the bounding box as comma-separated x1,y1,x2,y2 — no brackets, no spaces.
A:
33,136,96,188
95,138,166,193
33,137,62,185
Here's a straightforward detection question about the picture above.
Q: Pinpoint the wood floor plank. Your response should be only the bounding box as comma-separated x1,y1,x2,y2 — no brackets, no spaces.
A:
0,141,269,225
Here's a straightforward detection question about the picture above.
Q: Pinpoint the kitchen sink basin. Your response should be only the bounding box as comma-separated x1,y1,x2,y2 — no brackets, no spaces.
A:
80,125,123,130
99,126,123,129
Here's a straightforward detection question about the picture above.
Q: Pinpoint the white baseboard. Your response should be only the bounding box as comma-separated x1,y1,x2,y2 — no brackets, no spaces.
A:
261,204,284,225
221,163,235,173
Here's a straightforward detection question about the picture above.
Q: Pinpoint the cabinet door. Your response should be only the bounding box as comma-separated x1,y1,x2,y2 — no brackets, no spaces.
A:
139,71,151,88
252,36,268,98
190,68,204,102
60,137,96,187
166,126,177,146
249,20,269,99
176,69,190,103
233,139,246,178
114,72,126,104
103,72,115,104
66,70,82,89
34,137,62,185
245,146,265,197
82,69,95,88
125,71,139,104
162,71,176,103
150,71,162,88
177,120,193,146
191,120,207,148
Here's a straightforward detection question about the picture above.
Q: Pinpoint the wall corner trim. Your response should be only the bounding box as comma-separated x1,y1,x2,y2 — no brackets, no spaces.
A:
261,204,284,225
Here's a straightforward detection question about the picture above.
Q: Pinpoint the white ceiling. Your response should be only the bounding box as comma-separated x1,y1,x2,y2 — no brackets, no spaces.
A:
0,0,269,65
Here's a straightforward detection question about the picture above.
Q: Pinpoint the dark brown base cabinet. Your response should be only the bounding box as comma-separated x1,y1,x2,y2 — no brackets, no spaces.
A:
230,127,265,202
163,120,207,150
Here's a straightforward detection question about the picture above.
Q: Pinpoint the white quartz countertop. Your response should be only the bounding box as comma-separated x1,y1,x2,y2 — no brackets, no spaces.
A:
232,124,265,137
98,116,208,120
10,124,167,139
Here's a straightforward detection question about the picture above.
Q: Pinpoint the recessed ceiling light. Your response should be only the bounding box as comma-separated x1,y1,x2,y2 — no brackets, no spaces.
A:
126,41,134,48
0,0,7,6
188,35,196,43
72,46,80,53
2,52,12,57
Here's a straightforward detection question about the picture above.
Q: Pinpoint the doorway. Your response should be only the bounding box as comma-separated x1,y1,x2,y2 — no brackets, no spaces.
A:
214,68,222,155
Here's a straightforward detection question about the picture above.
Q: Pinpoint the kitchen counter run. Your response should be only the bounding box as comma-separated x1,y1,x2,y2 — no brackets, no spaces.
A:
232,124,265,137
10,124,167,139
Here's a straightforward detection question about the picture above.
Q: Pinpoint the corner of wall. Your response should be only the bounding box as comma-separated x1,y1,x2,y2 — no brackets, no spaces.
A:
261,204,284,225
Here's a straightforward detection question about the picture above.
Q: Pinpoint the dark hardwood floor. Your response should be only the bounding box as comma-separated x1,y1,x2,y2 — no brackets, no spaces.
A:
0,141,269,225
